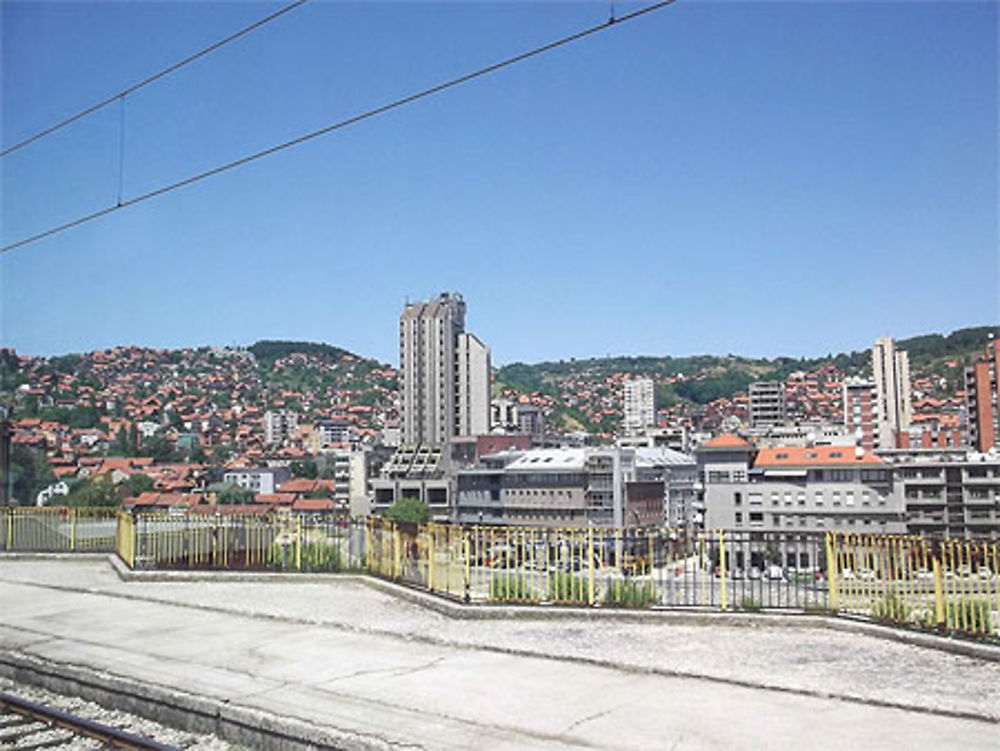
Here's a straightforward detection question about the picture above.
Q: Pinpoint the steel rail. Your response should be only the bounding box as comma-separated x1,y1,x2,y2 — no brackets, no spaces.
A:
0,690,180,750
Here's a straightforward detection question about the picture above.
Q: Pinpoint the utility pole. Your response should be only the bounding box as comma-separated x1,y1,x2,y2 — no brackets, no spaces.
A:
0,405,12,506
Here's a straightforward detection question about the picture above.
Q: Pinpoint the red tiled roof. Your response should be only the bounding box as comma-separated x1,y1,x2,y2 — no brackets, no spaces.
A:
754,446,884,467
292,498,335,512
700,434,751,450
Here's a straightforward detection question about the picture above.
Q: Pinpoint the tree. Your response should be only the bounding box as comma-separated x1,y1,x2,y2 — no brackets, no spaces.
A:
216,484,255,505
8,446,55,504
384,497,430,525
64,478,121,508
125,473,154,496
291,460,318,479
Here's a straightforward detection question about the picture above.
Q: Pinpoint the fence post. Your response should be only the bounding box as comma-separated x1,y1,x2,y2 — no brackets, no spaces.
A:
826,532,840,611
295,515,302,571
718,530,727,611
6,510,12,551
70,508,77,551
428,525,435,592
933,556,946,629
463,531,471,602
587,526,595,606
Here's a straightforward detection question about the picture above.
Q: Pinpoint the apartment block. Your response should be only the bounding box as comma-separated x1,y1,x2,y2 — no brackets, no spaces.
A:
872,337,912,448
878,447,1000,540
623,378,656,436
843,377,877,450
964,337,1000,453
264,409,299,446
748,381,787,428
399,292,490,447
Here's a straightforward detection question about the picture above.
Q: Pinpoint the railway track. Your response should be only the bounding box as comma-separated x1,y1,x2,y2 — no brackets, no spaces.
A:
0,690,179,750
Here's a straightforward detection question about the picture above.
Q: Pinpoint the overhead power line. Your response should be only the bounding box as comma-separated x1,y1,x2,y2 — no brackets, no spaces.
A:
1,0,676,255
0,0,308,159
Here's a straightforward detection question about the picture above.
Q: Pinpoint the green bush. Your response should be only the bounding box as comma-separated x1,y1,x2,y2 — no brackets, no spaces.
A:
548,571,588,603
300,541,342,572
739,597,762,613
490,573,533,601
384,497,430,525
604,578,654,608
873,591,911,622
946,599,994,633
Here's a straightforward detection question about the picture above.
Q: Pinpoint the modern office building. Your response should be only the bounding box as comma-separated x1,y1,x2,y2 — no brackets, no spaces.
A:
399,292,490,447
455,446,688,528
872,337,912,449
964,336,1000,453
696,435,905,540
748,381,787,428
623,378,656,435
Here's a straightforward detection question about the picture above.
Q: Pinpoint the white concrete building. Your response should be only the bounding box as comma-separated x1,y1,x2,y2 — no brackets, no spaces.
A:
399,292,490,446
623,378,655,436
457,333,491,437
872,337,912,449
264,410,299,446
696,435,905,537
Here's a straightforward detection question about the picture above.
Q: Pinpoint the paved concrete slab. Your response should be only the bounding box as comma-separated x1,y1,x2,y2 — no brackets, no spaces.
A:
1,558,998,750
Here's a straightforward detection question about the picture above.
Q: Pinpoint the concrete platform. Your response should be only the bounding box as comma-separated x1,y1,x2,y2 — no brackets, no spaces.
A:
1,558,998,750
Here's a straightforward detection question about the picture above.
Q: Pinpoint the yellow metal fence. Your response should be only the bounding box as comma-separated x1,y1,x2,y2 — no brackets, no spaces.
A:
0,506,118,552
4,507,996,641
827,532,1000,638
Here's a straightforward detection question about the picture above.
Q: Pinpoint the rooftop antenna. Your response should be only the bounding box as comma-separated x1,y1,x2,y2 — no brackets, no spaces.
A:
609,3,616,24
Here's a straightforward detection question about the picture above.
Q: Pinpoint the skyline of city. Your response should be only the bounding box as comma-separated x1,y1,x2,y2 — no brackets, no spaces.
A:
2,2,996,362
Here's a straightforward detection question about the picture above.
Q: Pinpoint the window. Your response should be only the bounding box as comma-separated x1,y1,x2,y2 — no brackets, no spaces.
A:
862,491,870,506
814,491,824,506
749,493,763,506
735,512,743,524
797,492,806,506
734,492,742,506
749,512,763,525
832,492,841,507
771,492,780,506
845,491,855,506
784,491,792,506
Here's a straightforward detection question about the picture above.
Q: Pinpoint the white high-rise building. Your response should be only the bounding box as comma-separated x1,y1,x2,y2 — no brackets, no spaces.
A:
399,293,490,447
623,378,656,435
872,337,912,449
457,333,491,437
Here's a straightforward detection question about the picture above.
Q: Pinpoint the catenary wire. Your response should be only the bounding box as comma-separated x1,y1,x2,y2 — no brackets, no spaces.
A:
0,0,308,158
1,0,676,255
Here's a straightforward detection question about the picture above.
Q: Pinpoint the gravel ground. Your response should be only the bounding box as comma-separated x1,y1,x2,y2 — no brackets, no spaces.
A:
0,675,240,750
2,558,999,721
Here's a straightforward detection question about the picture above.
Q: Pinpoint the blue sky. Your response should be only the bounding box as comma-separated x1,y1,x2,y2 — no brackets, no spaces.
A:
2,1,997,365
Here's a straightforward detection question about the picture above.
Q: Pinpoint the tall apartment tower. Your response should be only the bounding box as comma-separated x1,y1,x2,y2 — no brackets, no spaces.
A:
749,381,787,428
964,336,1000,453
623,378,656,435
399,293,490,446
872,337,912,448
843,377,876,450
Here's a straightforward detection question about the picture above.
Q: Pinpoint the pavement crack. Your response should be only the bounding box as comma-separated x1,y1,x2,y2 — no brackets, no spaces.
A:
324,656,446,684
563,706,615,734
